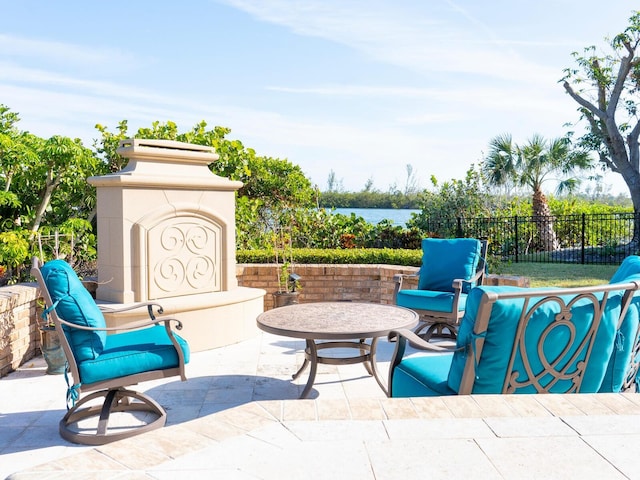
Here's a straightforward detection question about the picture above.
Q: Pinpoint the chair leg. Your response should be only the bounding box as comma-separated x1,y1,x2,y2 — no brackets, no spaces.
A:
415,321,458,342
59,387,167,445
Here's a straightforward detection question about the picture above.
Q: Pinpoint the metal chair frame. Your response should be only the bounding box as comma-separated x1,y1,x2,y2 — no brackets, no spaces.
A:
32,257,187,445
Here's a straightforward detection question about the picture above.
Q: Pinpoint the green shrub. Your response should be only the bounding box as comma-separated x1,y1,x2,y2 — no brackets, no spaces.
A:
236,248,423,266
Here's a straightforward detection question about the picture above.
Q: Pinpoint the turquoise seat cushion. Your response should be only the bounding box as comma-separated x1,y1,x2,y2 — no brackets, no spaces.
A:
600,256,640,392
418,238,481,293
447,285,621,394
391,353,456,397
396,289,467,313
40,259,107,362
78,325,190,385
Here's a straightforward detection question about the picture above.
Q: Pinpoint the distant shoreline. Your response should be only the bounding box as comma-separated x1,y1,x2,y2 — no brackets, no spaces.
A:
328,207,419,227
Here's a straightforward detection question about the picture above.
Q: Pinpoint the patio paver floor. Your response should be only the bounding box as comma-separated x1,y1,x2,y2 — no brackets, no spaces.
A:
2,331,640,479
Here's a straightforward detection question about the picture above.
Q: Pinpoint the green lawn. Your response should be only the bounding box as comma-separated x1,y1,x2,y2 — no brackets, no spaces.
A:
500,262,618,288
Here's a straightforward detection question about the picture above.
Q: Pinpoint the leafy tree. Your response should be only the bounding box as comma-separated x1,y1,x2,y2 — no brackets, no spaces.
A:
0,108,102,282
326,169,343,192
0,230,30,280
0,107,37,224
94,120,316,250
561,11,640,213
26,135,100,234
1,131,39,195
0,104,19,132
482,134,591,250
94,120,130,172
363,177,375,192
0,105,24,192
403,164,420,195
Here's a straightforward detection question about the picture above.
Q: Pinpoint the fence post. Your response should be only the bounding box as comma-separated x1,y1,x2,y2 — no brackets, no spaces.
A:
581,213,585,264
456,217,462,237
514,215,519,263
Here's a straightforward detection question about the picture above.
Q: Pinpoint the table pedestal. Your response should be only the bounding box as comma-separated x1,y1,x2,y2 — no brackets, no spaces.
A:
293,338,384,398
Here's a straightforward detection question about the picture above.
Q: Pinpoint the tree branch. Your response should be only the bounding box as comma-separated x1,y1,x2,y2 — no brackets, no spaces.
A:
607,45,636,117
563,81,606,119
598,151,617,172
593,59,608,111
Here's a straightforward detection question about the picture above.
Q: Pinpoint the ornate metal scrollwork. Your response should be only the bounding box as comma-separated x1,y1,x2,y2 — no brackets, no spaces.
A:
506,294,601,394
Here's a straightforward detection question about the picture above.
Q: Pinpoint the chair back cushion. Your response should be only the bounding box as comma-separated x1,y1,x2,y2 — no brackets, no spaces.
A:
418,238,481,293
40,259,107,362
447,284,622,394
599,255,640,392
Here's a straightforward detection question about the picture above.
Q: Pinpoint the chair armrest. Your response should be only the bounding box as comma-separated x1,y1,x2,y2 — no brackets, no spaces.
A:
469,261,486,284
55,315,183,332
452,266,485,291
393,272,420,282
99,302,164,320
393,271,421,302
387,328,461,397
388,328,460,353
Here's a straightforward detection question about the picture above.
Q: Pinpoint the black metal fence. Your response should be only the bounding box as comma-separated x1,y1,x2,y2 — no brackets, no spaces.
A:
420,212,640,265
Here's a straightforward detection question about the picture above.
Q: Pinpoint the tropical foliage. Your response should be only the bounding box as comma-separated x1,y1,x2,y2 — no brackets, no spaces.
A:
482,134,592,251
0,106,102,279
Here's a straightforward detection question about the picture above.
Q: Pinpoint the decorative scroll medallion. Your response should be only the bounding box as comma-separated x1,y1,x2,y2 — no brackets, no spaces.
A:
147,219,221,298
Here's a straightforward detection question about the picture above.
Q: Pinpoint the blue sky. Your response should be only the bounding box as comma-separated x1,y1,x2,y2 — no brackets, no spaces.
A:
0,1,636,195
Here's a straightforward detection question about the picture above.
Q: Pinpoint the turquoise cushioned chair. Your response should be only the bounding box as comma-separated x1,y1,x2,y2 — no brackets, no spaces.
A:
32,258,190,445
388,275,640,397
393,238,487,341
599,255,640,393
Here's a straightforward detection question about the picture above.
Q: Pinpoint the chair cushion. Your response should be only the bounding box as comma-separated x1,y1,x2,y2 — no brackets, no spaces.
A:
78,325,190,385
418,238,481,293
447,285,622,394
609,255,640,283
40,259,107,362
391,353,457,397
396,289,467,313
600,256,640,392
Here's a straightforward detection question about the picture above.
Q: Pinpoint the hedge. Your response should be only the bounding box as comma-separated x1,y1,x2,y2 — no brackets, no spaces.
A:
236,248,422,267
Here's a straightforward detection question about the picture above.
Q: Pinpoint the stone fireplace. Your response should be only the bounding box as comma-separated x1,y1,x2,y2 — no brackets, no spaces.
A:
88,139,265,352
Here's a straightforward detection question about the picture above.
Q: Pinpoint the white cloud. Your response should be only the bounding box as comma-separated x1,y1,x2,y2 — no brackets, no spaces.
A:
0,61,157,100
0,34,138,70
219,0,561,84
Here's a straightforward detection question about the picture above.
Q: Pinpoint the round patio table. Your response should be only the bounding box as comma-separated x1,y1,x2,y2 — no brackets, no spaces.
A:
256,302,419,398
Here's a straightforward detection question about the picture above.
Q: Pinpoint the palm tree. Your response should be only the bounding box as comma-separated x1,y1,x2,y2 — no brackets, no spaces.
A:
483,134,592,251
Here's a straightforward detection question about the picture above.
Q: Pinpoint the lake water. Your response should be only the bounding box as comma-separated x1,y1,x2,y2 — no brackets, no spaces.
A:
330,208,420,227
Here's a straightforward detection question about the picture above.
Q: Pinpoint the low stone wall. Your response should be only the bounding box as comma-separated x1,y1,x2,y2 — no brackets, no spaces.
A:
236,264,419,310
0,283,41,377
484,274,530,287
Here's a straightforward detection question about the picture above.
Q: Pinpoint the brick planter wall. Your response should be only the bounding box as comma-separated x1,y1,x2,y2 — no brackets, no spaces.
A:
0,283,41,377
236,264,419,310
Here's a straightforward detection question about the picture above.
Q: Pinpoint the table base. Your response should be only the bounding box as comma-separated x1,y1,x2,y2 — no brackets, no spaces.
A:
293,338,386,398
